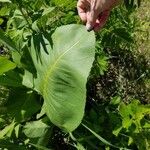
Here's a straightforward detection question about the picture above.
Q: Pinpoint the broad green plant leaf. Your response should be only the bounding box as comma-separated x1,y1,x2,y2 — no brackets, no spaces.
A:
23,120,50,138
6,89,40,122
0,56,16,75
28,24,95,132
24,118,52,148
0,70,22,87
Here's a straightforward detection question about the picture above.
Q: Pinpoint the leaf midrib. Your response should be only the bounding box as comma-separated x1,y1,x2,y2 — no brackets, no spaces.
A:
42,39,81,95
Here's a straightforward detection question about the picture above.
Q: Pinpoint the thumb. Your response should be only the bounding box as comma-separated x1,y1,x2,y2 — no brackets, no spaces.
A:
86,9,100,31
86,1,100,31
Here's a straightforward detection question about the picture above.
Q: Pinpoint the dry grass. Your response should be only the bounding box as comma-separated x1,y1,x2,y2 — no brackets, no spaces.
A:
135,0,150,59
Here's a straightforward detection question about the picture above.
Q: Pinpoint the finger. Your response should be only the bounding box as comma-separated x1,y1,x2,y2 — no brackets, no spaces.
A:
94,10,110,32
77,0,89,23
86,0,101,31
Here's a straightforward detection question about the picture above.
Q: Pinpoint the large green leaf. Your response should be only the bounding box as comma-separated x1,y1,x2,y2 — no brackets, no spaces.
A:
23,119,50,138
28,24,95,132
6,89,40,122
0,70,22,87
0,56,16,75
23,119,52,149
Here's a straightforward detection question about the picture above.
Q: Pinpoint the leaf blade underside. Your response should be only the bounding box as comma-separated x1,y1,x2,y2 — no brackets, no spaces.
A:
29,24,95,132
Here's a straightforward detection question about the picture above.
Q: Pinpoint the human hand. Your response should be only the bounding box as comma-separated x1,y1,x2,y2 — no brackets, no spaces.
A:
77,0,120,31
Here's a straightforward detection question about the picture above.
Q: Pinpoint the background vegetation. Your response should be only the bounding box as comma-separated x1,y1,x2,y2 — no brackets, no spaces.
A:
0,0,150,149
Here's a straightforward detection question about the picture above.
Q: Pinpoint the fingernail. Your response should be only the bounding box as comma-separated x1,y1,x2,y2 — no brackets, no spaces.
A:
86,24,93,32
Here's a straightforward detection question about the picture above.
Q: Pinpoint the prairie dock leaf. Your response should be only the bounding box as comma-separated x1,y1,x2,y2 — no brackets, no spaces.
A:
29,24,95,132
